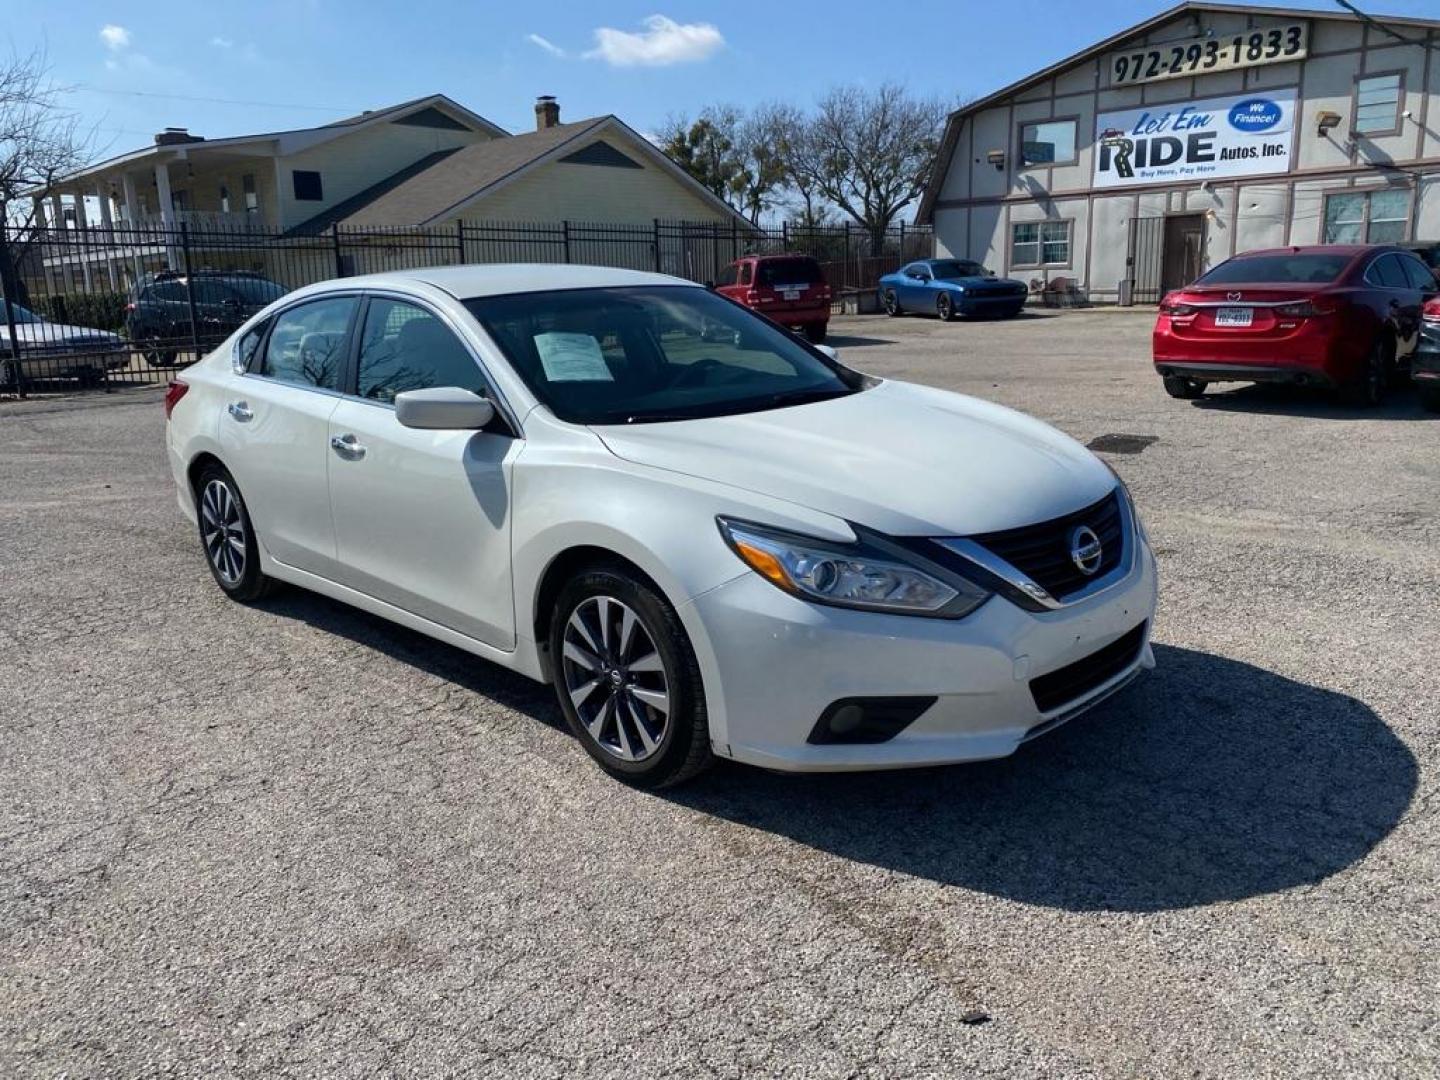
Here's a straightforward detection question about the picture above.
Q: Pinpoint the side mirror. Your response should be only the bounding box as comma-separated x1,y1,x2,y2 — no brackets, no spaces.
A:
394,386,495,430
814,344,839,362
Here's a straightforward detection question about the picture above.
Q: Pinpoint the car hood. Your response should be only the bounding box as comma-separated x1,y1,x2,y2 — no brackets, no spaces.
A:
4,322,122,346
937,276,1026,291
591,380,1114,536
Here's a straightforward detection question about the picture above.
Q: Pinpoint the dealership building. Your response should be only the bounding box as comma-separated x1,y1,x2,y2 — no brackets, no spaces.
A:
917,2,1440,303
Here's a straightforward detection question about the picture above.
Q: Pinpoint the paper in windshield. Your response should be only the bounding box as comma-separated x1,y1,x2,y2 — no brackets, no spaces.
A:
534,332,614,382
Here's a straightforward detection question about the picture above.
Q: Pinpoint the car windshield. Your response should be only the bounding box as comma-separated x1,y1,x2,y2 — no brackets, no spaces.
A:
756,258,823,288
465,285,858,425
1,302,41,324
1197,253,1351,285
929,260,988,280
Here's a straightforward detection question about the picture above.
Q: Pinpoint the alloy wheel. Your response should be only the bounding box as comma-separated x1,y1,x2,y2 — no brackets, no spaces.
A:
200,478,246,585
561,595,671,762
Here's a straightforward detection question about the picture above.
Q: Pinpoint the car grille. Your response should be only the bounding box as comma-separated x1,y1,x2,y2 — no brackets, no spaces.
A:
970,491,1124,600
1029,621,1147,713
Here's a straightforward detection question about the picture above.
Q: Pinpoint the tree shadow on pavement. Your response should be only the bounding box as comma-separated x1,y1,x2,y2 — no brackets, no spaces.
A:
670,644,1418,913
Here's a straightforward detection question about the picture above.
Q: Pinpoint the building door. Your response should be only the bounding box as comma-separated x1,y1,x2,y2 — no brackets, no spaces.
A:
1161,214,1206,293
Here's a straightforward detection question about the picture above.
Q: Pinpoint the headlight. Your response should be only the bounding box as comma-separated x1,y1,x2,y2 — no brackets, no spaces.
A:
952,285,966,294
1103,465,1150,548
717,517,990,617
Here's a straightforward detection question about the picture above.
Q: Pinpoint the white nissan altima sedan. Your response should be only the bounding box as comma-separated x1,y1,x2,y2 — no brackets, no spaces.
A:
165,264,1157,787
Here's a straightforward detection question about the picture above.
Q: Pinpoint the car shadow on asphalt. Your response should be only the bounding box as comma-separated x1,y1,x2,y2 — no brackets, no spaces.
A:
668,644,1418,913
1191,383,1437,420
256,593,1418,913
823,334,897,348
262,591,563,728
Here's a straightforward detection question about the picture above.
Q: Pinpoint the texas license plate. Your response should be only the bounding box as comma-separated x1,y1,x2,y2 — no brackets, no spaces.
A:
1215,306,1253,327
781,289,801,300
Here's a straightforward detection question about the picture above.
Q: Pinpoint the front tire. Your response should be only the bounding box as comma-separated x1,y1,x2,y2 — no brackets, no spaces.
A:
882,290,901,317
550,565,711,788
937,293,957,322
1162,374,1206,399
195,463,277,602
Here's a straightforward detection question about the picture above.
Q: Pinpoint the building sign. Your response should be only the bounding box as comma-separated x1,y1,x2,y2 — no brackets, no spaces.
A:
1107,23,1308,86
1093,89,1294,188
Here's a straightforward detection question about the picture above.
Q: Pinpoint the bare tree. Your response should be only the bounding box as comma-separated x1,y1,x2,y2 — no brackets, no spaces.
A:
660,106,782,225
0,47,89,226
801,83,947,253
753,102,832,229
0,47,92,305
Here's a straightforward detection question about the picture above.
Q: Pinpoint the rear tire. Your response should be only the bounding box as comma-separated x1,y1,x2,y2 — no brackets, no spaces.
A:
804,321,828,344
1162,374,1206,399
1342,337,1389,408
1420,386,1440,413
882,290,901,317
194,463,278,603
141,336,178,367
550,564,711,789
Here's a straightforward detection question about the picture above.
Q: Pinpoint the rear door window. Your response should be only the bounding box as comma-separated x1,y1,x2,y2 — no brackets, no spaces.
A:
1368,255,1408,289
258,296,357,390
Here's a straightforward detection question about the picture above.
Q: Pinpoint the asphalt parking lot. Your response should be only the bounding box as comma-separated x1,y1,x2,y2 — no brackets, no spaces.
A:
2,308,1437,1078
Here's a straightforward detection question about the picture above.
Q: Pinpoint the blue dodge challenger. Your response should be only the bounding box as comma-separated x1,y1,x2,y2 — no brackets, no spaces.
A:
878,259,1029,320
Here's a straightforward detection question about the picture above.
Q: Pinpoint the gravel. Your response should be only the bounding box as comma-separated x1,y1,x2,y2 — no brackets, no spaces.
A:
1,308,1436,1078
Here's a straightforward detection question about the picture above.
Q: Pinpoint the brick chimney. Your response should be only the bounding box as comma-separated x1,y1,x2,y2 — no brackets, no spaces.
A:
534,96,560,131
154,127,204,146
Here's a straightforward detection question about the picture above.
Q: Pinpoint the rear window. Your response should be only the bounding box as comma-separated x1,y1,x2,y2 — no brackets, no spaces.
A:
1197,253,1351,285
756,258,824,288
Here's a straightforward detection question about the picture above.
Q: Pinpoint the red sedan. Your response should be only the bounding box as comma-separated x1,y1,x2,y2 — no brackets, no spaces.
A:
1153,245,1437,406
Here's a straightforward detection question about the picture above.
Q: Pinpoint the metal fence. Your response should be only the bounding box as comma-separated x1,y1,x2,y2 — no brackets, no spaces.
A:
0,217,933,397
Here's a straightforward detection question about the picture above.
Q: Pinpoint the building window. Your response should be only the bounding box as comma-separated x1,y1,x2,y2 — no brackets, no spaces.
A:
1354,73,1402,135
242,173,259,214
1324,188,1409,244
1012,220,1070,267
1018,119,1077,168
219,183,231,213
292,170,323,201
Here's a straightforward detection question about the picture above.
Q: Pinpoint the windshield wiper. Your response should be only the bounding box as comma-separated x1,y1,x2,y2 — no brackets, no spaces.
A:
764,387,853,409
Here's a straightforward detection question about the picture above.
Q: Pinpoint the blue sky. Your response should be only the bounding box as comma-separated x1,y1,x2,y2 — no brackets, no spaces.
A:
18,0,1440,158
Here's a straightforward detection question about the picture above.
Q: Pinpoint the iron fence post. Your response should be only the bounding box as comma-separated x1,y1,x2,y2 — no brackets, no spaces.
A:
842,225,850,292
0,222,26,399
332,223,346,277
561,220,571,264
456,220,466,265
653,219,662,272
180,223,201,361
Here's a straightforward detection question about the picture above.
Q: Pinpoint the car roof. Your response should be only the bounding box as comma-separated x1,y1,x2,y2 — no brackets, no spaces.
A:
315,263,694,299
1227,244,1382,258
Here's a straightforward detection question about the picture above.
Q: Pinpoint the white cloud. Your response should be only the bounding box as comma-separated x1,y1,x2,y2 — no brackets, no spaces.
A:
526,33,567,58
585,15,723,67
211,36,234,49
99,24,131,51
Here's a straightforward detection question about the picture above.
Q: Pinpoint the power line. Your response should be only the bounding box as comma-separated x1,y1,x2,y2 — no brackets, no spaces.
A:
70,85,354,114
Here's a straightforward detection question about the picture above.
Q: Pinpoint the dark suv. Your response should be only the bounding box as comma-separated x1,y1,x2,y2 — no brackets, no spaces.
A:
125,270,287,366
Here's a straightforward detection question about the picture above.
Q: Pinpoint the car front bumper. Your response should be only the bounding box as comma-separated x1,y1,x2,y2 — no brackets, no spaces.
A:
682,533,1158,772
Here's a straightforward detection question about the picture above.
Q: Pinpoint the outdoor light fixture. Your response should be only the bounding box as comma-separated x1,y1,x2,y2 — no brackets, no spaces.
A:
986,149,1006,170
1316,110,1342,136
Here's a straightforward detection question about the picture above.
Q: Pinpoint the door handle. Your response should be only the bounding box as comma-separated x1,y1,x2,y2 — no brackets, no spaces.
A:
227,401,253,422
330,433,366,460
